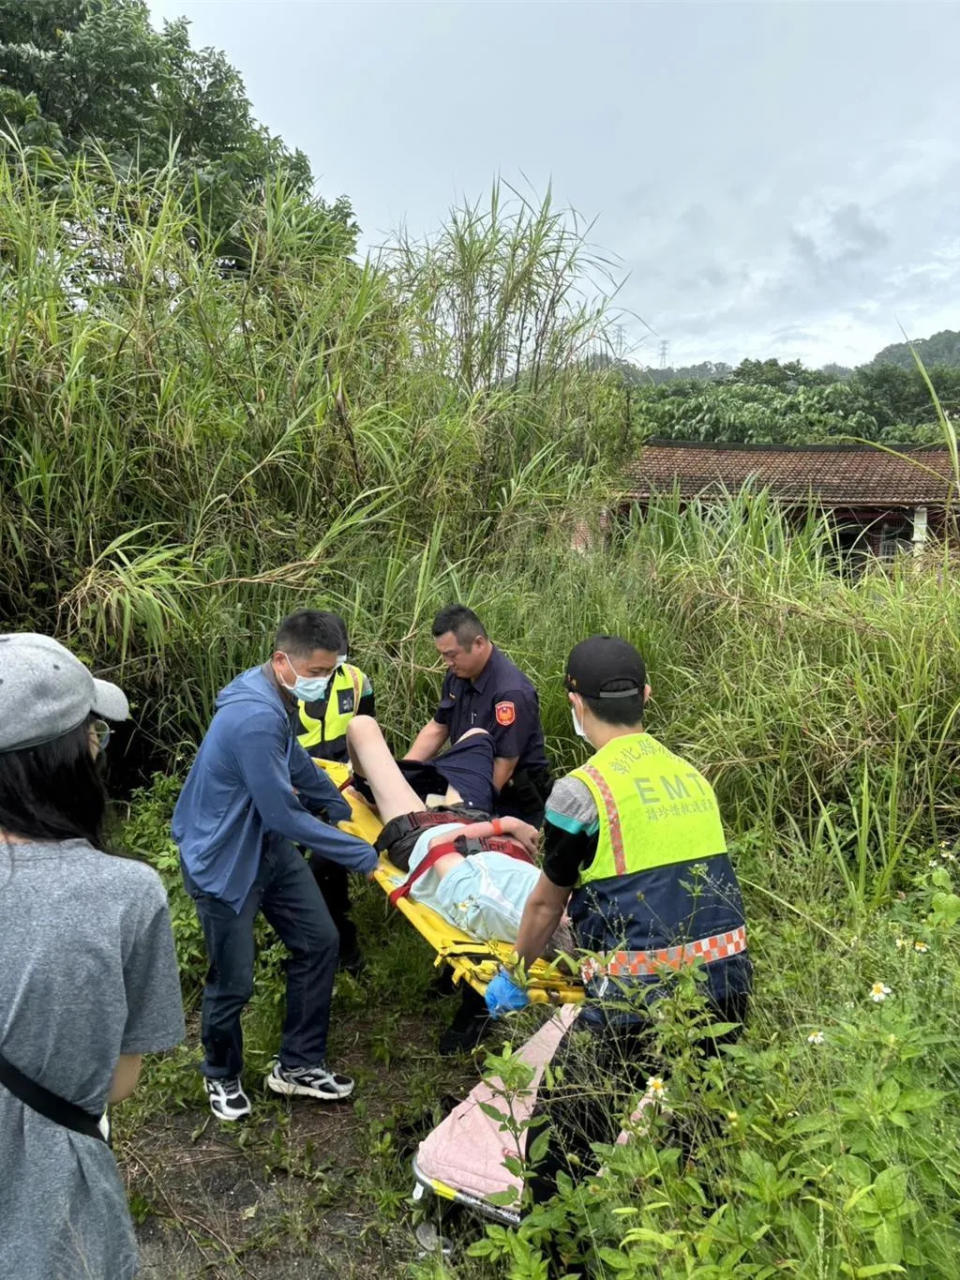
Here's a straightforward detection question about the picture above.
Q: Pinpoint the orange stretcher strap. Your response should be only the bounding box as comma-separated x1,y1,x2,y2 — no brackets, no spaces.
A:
581,925,747,981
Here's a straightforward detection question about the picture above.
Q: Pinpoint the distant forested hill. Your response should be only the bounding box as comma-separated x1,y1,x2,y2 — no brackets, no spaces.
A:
869,329,960,370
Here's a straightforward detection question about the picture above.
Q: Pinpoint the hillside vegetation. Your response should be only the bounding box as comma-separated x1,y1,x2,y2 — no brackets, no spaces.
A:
870,328,960,372
609,354,960,446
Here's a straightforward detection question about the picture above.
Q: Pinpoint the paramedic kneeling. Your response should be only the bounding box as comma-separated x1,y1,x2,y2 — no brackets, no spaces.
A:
486,635,752,1192
172,613,378,1122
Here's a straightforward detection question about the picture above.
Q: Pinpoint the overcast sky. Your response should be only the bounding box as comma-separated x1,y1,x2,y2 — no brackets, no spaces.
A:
147,0,960,370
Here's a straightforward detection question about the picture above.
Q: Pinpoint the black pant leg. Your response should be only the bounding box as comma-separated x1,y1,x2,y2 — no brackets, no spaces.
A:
309,854,359,960
260,843,340,1068
528,991,750,1202
527,1016,659,1201
183,862,264,1080
496,765,554,827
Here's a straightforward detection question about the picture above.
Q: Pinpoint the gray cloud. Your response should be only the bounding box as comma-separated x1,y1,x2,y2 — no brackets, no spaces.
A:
829,204,889,258
147,0,960,369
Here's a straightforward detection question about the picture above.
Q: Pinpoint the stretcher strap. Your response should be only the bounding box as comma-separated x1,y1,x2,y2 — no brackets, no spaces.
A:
388,837,532,906
581,925,747,980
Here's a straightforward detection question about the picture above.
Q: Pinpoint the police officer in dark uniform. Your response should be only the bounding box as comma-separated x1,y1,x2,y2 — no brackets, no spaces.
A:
406,604,553,1051
405,604,552,827
288,610,375,975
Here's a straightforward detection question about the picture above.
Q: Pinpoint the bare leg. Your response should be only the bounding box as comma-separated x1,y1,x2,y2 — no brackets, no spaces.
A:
346,716,426,824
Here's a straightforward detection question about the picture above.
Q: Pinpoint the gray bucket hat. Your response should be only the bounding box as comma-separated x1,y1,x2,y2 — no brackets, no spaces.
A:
0,633,129,753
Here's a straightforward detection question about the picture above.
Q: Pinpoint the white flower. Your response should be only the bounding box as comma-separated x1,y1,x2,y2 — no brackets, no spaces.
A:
895,937,907,950
869,982,892,1003
913,940,929,953
645,1076,667,1100
941,850,956,862
807,1030,825,1045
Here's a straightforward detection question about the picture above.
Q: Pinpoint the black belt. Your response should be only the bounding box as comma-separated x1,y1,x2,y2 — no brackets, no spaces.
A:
0,1049,105,1142
375,806,489,854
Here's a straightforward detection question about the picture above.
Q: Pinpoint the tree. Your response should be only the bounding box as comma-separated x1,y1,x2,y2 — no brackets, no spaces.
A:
729,357,830,390
0,0,356,251
870,329,960,371
0,1,167,158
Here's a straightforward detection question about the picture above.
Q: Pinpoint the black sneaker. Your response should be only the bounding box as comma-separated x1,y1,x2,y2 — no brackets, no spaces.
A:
205,1076,252,1121
266,1061,355,1101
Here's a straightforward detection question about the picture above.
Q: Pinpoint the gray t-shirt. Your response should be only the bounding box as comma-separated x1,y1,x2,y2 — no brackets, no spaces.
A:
0,838,185,1280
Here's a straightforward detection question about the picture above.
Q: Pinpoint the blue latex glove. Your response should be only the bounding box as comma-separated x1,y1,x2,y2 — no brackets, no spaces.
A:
485,968,530,1018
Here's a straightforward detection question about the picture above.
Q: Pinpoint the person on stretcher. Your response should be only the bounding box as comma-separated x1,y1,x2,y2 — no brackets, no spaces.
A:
346,716,572,953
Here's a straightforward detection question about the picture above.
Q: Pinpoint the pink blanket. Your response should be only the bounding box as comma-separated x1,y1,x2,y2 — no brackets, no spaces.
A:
415,1005,579,1202
416,1006,660,1206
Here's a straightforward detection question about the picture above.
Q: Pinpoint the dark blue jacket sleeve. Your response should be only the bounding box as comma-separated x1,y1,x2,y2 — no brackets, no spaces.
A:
236,713,377,873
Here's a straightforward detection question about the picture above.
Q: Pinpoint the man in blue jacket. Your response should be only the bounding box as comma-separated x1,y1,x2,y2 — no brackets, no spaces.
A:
172,612,379,1121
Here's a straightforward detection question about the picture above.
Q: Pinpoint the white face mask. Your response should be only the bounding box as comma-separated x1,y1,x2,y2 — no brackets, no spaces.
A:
571,706,589,740
337,654,348,667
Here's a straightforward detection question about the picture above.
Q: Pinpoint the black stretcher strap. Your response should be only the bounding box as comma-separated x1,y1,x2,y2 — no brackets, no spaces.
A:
0,1048,105,1141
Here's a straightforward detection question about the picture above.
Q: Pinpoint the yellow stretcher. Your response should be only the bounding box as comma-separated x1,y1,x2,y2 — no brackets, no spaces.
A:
317,759,583,1005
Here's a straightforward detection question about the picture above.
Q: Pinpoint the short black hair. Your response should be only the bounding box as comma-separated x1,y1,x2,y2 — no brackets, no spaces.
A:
0,716,108,845
580,680,646,728
432,605,486,646
275,610,346,657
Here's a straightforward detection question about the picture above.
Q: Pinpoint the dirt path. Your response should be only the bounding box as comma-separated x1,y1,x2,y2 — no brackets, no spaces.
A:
119,987,482,1278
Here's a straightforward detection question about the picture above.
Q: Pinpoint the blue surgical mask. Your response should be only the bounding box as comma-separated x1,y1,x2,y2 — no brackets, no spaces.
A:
280,654,332,703
294,674,331,702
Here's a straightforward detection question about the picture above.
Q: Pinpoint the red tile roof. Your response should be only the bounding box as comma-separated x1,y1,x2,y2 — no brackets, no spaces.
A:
624,440,958,507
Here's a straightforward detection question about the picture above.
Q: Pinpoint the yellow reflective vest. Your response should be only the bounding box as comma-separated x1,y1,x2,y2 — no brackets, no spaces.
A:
572,732,727,885
297,664,367,762
566,733,747,994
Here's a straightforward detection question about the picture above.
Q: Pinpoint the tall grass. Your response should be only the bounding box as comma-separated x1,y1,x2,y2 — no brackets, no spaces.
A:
0,149,620,754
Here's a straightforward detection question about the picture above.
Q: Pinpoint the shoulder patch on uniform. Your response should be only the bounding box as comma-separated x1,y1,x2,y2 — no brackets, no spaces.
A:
495,701,516,726
337,688,355,714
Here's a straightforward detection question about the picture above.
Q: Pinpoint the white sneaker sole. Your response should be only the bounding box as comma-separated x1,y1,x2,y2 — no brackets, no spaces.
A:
266,1073,354,1101
208,1104,252,1121
205,1094,251,1122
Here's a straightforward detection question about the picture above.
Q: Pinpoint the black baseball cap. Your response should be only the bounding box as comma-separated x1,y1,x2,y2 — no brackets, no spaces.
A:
564,635,646,699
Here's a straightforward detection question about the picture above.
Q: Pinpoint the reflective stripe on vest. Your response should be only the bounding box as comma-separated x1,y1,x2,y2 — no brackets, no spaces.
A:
572,732,726,886
297,664,365,752
581,925,747,981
